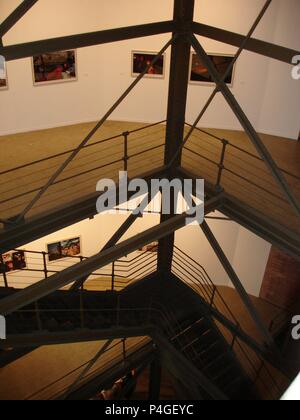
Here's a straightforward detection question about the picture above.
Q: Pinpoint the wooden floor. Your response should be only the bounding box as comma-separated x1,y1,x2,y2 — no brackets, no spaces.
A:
0,336,150,400
182,126,300,235
0,120,299,236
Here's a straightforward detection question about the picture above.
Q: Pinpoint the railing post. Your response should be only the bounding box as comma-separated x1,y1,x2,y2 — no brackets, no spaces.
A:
0,254,8,288
216,139,229,189
123,131,129,172
210,286,216,307
111,262,115,291
42,252,48,279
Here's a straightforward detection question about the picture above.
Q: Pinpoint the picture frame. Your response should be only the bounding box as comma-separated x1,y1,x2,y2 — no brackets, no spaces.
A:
1,251,27,273
32,50,77,86
189,52,236,87
47,237,81,262
132,51,166,79
0,56,8,91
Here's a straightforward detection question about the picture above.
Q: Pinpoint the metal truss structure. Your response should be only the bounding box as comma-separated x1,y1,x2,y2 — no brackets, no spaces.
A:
0,0,299,400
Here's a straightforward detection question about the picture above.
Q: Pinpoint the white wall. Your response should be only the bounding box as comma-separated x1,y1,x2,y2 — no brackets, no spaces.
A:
1,211,160,289
0,0,299,138
231,226,272,297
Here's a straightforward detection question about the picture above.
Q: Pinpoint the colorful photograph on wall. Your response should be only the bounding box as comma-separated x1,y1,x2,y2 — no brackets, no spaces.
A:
1,251,26,273
190,52,235,86
47,237,81,261
132,51,165,78
0,55,8,90
139,242,159,253
32,50,77,85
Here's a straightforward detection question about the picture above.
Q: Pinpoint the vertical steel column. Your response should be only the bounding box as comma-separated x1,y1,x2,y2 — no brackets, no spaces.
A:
158,0,195,274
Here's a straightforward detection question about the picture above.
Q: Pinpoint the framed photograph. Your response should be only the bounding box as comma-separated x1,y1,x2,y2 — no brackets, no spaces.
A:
0,56,8,90
139,242,159,253
47,237,81,262
132,51,165,79
1,251,27,273
189,52,236,87
32,50,77,86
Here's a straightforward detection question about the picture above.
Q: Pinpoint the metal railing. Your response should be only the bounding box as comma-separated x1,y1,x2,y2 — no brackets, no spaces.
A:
172,246,287,400
182,123,300,227
0,120,166,224
0,247,158,291
24,337,153,401
0,244,288,399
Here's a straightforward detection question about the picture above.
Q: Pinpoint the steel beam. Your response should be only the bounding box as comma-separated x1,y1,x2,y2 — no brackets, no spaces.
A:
176,166,300,261
70,193,151,290
0,0,39,39
200,219,277,348
168,0,273,169
158,0,195,274
16,38,174,223
190,34,300,217
193,22,299,64
66,342,155,401
0,21,174,61
62,340,114,400
0,195,222,315
0,166,168,254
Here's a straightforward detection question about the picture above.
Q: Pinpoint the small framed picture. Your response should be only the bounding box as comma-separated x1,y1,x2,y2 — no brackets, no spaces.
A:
189,52,236,87
1,251,27,273
0,56,8,90
47,237,81,262
32,50,77,86
132,51,165,79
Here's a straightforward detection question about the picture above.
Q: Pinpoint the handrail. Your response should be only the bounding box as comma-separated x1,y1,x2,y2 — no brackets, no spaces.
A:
172,246,286,400
0,119,167,223
184,123,300,181
0,247,158,291
25,338,152,401
0,120,166,177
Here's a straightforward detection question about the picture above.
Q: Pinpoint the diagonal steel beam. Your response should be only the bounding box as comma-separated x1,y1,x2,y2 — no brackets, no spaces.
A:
168,0,273,169
0,195,222,315
61,340,113,400
199,219,277,348
16,38,175,223
0,21,174,61
0,0,39,39
193,22,299,65
190,34,300,217
70,193,152,290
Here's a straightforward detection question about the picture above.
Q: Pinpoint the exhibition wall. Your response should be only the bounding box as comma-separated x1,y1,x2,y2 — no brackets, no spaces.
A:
0,0,299,138
2,209,271,297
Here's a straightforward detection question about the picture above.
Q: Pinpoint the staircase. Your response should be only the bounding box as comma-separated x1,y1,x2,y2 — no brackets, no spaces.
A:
0,262,288,400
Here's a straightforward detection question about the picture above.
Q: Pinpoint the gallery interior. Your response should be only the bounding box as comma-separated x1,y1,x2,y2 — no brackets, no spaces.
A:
0,0,299,401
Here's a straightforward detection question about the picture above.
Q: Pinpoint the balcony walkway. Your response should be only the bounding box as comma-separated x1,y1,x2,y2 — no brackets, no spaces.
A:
0,120,299,237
